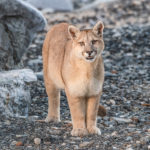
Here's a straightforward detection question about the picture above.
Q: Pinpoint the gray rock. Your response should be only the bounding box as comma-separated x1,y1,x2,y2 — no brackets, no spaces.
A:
126,136,132,141
0,69,37,117
0,0,46,70
105,71,117,77
35,72,43,80
27,59,43,72
25,0,73,11
79,141,94,148
113,117,132,123
34,138,41,145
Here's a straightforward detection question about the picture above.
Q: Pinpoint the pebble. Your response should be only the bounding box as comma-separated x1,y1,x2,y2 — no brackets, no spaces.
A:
16,141,23,146
136,141,140,144
73,145,79,149
110,99,116,105
49,129,62,135
10,140,17,146
71,137,81,141
131,117,139,123
16,134,27,138
111,131,117,137
61,143,66,146
79,141,94,148
113,117,132,123
113,32,121,38
27,146,34,150
112,147,118,150
126,136,132,141
5,120,11,125
34,138,41,145
126,148,133,150
147,129,150,132
28,115,39,121
105,72,117,77
128,124,136,127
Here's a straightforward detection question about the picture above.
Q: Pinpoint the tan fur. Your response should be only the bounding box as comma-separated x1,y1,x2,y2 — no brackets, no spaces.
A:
42,21,105,136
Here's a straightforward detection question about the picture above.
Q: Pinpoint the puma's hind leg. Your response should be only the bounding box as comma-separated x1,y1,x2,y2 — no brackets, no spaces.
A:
44,79,60,122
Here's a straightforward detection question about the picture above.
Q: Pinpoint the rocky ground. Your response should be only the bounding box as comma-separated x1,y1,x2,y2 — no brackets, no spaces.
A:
0,0,150,149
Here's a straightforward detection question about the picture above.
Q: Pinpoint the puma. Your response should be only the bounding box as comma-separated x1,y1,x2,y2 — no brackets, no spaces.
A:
42,21,105,136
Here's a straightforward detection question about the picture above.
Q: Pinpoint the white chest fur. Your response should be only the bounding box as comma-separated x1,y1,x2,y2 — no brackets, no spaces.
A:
67,75,103,97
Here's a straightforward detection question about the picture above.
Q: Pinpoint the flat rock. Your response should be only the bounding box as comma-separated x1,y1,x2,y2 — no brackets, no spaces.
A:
113,117,132,123
105,71,117,77
79,141,94,148
0,69,37,117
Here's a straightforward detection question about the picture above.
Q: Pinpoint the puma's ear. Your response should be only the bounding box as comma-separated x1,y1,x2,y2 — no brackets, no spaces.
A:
68,25,80,40
93,21,104,37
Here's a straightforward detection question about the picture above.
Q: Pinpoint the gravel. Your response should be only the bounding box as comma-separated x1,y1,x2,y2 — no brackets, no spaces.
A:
0,0,150,149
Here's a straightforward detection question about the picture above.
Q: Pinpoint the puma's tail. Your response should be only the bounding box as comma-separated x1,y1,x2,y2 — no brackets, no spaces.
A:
98,105,106,117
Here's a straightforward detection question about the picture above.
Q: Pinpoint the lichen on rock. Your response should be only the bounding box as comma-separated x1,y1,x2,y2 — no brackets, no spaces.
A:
0,69,37,117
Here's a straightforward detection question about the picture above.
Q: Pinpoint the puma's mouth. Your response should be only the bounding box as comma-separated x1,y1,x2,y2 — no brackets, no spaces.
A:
85,56,96,62
86,56,95,60
82,50,97,62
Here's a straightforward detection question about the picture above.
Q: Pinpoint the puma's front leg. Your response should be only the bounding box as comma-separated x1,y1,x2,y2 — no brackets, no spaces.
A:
86,94,101,135
65,90,88,136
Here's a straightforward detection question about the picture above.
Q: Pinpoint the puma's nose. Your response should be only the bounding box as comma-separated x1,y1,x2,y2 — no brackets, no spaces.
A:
86,50,95,56
86,51,92,56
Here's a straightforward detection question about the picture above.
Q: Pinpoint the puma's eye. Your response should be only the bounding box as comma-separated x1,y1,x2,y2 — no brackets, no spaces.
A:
92,40,98,45
79,42,85,46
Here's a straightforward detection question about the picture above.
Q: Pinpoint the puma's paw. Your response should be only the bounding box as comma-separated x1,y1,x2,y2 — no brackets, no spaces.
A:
87,126,101,135
71,128,89,136
45,116,60,123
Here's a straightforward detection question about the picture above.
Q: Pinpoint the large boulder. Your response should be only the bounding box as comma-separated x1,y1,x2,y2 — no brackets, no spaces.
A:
0,69,37,117
0,0,46,70
24,0,73,11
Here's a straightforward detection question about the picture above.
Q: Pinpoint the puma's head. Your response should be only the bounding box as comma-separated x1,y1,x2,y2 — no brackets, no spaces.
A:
68,21,104,62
